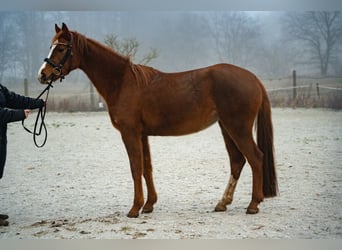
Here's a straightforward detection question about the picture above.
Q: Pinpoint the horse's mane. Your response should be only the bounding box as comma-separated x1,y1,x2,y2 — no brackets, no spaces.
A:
131,64,160,87
72,31,89,55
73,31,130,62
72,31,159,88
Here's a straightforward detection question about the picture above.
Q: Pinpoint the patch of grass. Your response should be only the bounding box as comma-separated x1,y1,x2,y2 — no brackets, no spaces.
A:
120,226,133,232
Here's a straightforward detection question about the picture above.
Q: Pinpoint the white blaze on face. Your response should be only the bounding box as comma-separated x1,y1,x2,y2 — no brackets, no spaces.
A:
38,41,58,81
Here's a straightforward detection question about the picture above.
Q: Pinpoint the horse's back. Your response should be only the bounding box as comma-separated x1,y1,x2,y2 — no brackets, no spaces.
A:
208,63,263,90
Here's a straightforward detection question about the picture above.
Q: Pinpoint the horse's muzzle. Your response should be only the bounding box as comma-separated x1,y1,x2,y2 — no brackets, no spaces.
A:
38,72,47,84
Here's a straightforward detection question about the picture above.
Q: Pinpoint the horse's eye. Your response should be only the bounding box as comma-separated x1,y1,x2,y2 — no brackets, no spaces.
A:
58,48,65,52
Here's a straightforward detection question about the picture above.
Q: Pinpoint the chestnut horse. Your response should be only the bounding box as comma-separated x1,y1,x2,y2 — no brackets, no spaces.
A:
38,23,277,218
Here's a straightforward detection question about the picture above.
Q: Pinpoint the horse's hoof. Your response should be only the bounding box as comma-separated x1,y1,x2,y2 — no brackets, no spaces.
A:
142,206,154,214
0,214,9,220
214,202,227,212
0,219,9,227
246,207,259,214
127,210,140,218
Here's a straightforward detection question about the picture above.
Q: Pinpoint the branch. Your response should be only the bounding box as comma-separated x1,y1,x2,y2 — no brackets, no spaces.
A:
139,48,158,65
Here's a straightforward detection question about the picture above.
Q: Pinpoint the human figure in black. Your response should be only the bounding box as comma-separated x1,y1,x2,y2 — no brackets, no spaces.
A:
0,83,44,226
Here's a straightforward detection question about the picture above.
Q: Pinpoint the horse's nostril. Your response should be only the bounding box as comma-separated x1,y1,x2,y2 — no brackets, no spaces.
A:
38,72,46,83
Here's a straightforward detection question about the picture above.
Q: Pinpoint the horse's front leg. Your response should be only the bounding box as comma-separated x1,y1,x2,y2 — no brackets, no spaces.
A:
121,131,144,218
142,135,157,213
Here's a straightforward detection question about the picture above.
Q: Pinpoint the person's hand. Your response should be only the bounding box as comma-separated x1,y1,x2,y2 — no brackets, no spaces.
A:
40,99,46,107
24,109,30,118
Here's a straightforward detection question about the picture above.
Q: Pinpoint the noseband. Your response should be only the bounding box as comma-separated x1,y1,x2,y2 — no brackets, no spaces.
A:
44,33,74,82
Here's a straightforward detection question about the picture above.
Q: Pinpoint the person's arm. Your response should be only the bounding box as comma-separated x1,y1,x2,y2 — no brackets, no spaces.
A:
1,85,44,110
0,107,26,124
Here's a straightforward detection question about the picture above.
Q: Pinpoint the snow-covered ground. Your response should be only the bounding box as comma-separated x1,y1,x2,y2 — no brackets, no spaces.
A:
0,108,341,239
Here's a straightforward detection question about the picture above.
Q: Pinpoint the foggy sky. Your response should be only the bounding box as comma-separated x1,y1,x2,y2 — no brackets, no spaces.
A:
0,10,341,86
1,0,341,11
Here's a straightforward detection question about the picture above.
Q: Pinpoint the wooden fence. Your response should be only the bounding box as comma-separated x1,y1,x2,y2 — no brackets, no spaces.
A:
21,71,342,111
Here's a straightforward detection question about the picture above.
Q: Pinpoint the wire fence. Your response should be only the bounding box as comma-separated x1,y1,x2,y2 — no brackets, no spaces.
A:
14,72,342,111
262,72,342,109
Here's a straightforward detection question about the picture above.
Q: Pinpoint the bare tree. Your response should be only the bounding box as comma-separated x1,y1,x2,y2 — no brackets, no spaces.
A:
284,11,342,76
15,12,47,83
104,34,158,65
171,12,211,69
207,12,261,67
256,41,295,78
0,12,17,82
8,11,63,84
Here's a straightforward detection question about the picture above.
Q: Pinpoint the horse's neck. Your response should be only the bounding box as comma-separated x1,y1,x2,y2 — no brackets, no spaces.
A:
79,37,129,98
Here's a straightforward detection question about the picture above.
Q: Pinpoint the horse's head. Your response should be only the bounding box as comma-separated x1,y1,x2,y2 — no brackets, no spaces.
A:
38,23,75,84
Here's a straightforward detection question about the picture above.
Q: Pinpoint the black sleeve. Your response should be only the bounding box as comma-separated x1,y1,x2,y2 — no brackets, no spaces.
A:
1,84,44,110
0,107,26,124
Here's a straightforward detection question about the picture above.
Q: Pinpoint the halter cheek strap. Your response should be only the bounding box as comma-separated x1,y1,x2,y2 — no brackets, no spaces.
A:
44,33,74,82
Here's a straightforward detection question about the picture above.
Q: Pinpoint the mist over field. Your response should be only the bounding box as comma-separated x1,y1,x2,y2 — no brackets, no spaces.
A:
0,11,341,109
1,11,341,82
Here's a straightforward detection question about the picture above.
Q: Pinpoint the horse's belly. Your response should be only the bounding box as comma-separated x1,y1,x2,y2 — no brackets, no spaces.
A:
144,107,218,136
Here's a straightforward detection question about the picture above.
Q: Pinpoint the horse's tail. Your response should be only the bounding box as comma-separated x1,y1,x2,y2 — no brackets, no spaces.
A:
257,85,278,198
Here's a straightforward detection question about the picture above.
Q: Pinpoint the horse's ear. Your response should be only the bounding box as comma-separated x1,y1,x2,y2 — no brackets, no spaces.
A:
61,23,69,32
55,24,61,33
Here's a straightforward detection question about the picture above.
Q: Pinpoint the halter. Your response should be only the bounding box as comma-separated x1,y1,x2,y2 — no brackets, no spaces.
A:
23,33,73,147
44,32,74,83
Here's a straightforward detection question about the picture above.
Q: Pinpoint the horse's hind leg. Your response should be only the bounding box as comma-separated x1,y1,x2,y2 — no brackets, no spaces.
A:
141,135,158,213
228,128,264,214
215,122,246,212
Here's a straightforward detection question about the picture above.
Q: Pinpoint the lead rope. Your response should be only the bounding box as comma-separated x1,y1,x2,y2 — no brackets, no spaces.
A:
22,82,53,148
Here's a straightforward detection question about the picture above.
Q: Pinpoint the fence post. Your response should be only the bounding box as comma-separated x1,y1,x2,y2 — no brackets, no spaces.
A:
90,82,95,110
292,70,297,100
316,83,320,98
24,78,28,96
